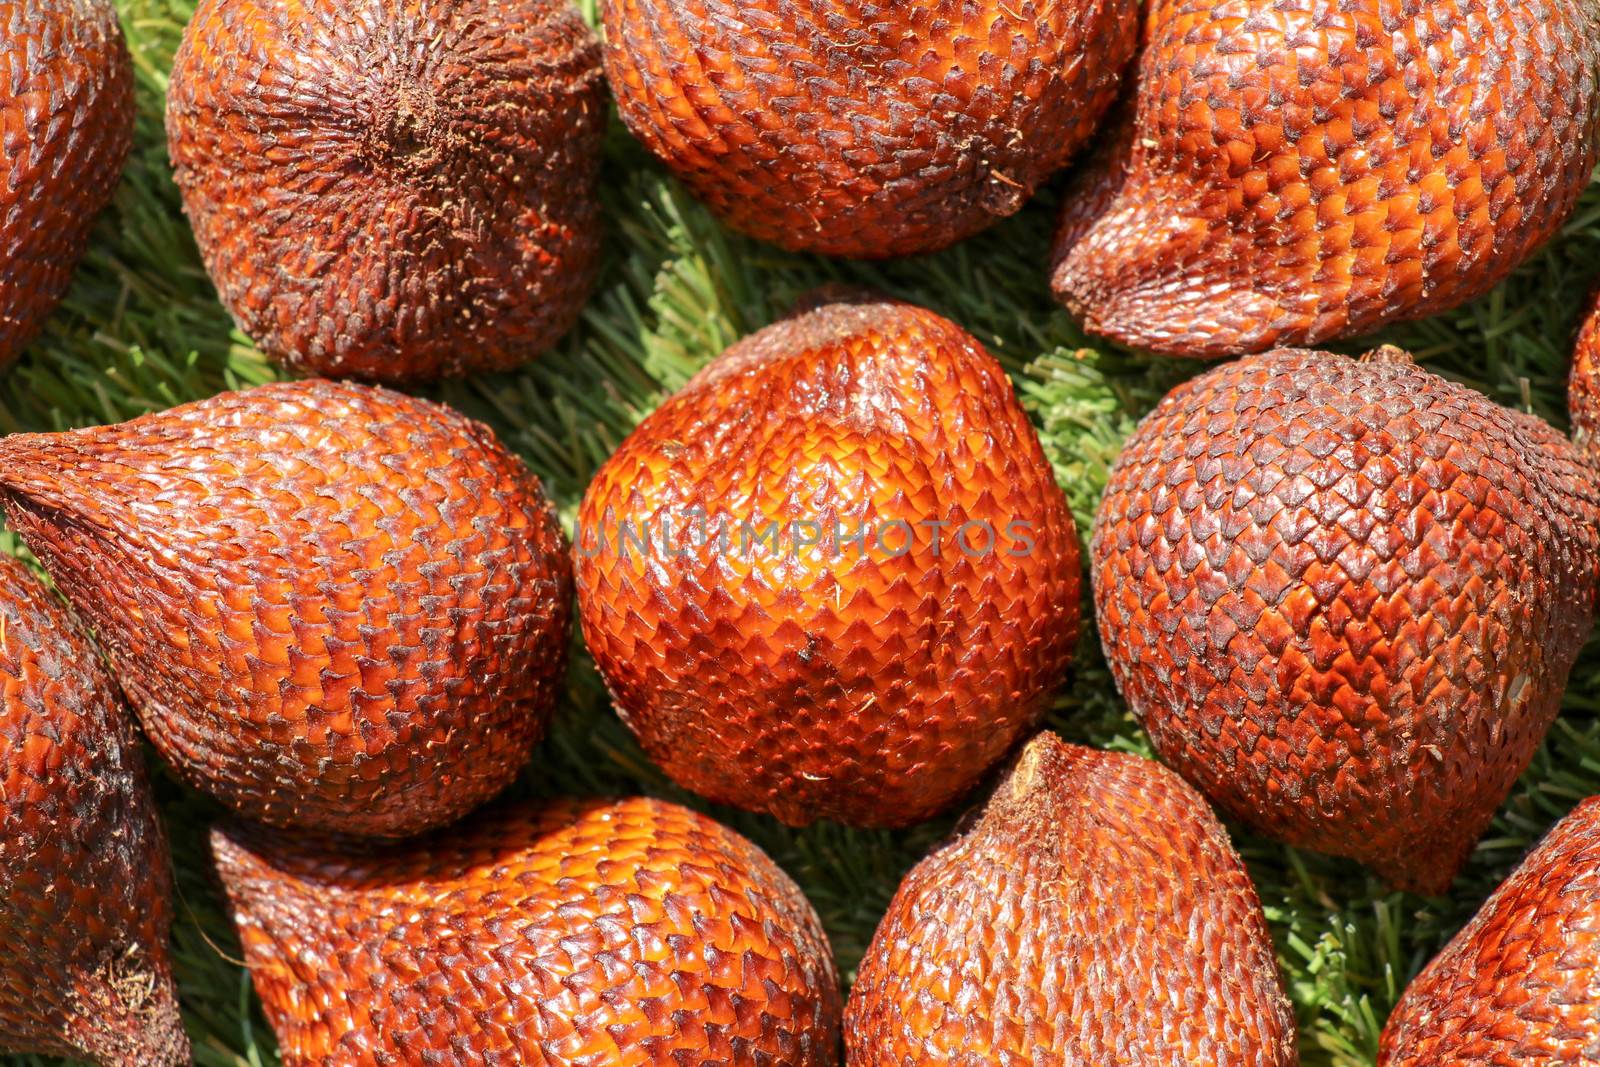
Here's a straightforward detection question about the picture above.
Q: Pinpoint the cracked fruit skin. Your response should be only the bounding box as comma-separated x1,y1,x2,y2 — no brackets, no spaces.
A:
0,0,134,369
1094,346,1600,894
575,294,1083,828
1379,796,1600,1066
213,796,841,1067
846,732,1297,1067
1051,0,1600,358
166,0,605,382
0,380,572,837
0,555,187,1067
602,0,1139,259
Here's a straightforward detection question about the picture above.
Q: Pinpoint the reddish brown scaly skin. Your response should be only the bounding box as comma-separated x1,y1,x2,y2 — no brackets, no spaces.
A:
213,796,841,1066
603,0,1140,259
0,380,572,837
166,0,605,382
0,0,134,369
0,556,187,1066
1379,796,1600,1066
575,294,1082,827
1569,284,1600,451
846,732,1297,1067
1095,346,1600,894
1051,0,1600,358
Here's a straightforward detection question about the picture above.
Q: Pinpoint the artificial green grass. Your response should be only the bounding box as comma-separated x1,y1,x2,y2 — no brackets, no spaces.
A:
6,2,1600,1065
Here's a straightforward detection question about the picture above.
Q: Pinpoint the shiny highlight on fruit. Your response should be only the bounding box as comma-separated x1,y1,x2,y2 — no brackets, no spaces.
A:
167,0,606,381
846,732,1297,1066
213,796,841,1066
0,556,187,1067
1052,0,1600,358
0,0,135,368
603,0,1140,258
1379,796,1600,1066
0,380,572,837
1095,346,1600,894
576,293,1083,827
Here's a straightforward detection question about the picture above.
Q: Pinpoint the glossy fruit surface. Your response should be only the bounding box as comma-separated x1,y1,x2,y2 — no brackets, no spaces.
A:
0,0,135,369
1379,796,1600,1065
846,731,1296,1066
576,293,1082,827
1095,346,1600,893
0,380,572,837
603,0,1139,258
1051,0,1600,358
167,0,605,382
0,555,187,1066
213,795,841,1066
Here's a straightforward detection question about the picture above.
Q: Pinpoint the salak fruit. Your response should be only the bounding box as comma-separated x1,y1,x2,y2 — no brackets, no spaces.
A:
576,293,1083,827
0,0,135,368
603,0,1140,258
212,796,841,1066
1052,0,1600,358
1095,345,1600,894
846,731,1297,1066
166,0,606,382
0,380,572,837
1379,796,1600,1065
0,555,187,1066
1569,283,1600,449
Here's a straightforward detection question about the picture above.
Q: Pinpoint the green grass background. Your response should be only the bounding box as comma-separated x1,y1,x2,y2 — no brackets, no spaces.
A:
7,2,1600,1064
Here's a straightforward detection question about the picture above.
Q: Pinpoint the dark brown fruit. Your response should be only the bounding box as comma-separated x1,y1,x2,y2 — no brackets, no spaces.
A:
213,796,841,1066
1095,346,1600,894
576,293,1082,827
846,732,1296,1066
0,555,187,1066
603,0,1139,259
1051,0,1600,358
0,380,572,837
166,0,605,382
0,0,134,369
1569,283,1600,450
1379,796,1600,1065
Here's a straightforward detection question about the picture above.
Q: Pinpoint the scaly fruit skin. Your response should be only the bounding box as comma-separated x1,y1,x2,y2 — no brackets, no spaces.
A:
166,0,605,382
1051,0,1600,358
0,556,187,1067
213,796,842,1067
576,294,1082,827
0,380,572,837
1569,284,1600,450
1095,346,1600,894
0,0,134,369
1379,797,1600,1066
603,0,1139,259
846,732,1297,1067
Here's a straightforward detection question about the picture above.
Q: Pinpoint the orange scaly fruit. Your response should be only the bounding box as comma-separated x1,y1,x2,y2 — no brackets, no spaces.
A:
846,732,1297,1066
603,0,1140,258
0,555,186,1066
576,293,1082,827
0,380,571,837
1095,346,1600,893
213,797,841,1066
